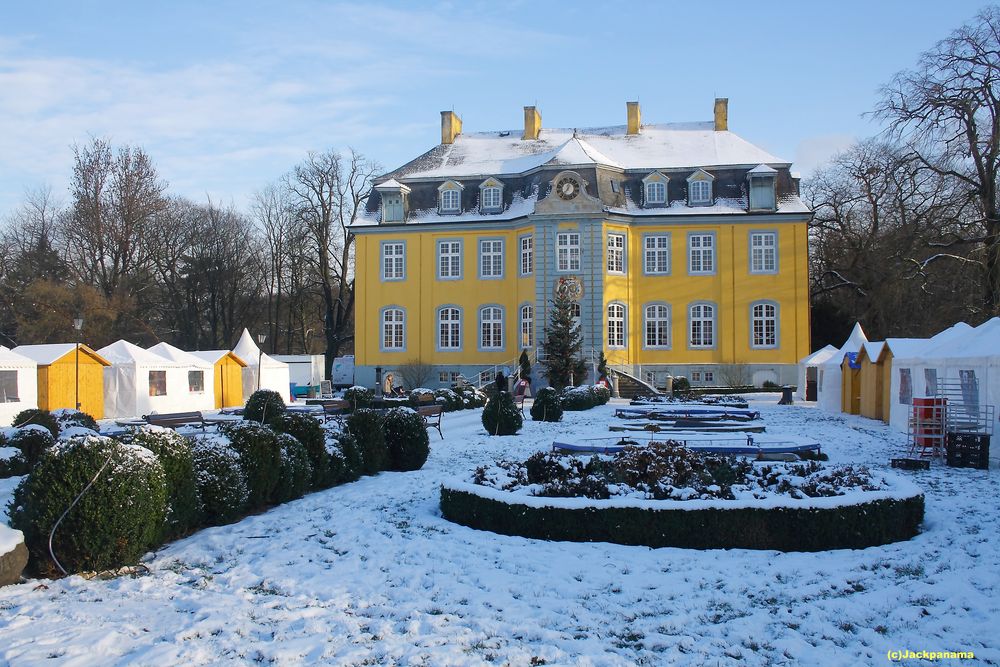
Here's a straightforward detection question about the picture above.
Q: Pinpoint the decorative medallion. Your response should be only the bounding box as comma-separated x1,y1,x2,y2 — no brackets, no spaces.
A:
556,176,580,200
555,276,584,301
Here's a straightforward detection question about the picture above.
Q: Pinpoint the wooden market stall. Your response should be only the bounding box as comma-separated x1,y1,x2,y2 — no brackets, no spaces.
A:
191,350,248,409
12,343,111,419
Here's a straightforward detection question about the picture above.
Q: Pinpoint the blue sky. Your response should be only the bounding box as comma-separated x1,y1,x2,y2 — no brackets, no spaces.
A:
0,0,991,215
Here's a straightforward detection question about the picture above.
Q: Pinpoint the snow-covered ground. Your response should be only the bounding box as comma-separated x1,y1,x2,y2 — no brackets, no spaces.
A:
1,398,998,666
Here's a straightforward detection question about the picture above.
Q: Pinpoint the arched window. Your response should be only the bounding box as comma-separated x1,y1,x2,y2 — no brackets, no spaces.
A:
607,303,626,348
644,304,671,348
438,307,461,350
751,302,778,348
689,179,712,204
689,303,715,348
482,187,502,210
381,308,405,351
480,306,504,350
645,181,665,205
519,304,533,349
440,188,460,213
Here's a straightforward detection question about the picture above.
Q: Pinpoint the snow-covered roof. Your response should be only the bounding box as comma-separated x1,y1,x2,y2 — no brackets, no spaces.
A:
98,340,188,368
148,342,213,369
820,323,868,368
886,322,975,362
0,346,36,369
860,341,885,361
374,179,410,193
748,163,778,175
606,193,810,218
917,317,1000,361
799,344,838,366
191,350,249,367
233,329,288,369
387,123,788,181
12,343,110,366
355,188,538,227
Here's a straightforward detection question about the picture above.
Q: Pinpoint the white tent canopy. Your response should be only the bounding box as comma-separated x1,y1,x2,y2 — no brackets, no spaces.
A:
796,344,838,400
147,342,216,412
98,340,198,419
817,323,868,412
0,346,38,427
233,329,291,401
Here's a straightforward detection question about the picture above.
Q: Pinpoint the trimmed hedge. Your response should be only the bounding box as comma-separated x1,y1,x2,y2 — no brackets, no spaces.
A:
190,437,249,526
344,386,374,409
326,430,363,483
8,426,57,470
383,407,430,471
53,409,100,432
122,427,201,540
440,485,925,552
530,387,563,422
9,436,167,575
481,391,522,436
12,409,59,438
244,389,287,424
219,421,282,509
347,409,388,475
274,433,313,503
271,412,330,489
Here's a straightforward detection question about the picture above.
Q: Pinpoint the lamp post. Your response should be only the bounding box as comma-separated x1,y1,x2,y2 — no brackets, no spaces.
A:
73,315,84,411
256,332,267,391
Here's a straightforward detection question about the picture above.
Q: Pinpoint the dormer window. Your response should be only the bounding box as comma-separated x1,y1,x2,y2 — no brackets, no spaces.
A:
438,180,464,214
747,164,777,211
687,169,714,206
642,171,669,206
374,179,411,223
479,177,504,213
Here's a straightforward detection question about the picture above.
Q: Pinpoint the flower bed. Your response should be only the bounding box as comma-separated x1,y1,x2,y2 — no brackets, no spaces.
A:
441,444,924,551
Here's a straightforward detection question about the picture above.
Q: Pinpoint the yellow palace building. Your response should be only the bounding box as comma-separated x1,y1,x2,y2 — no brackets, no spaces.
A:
351,100,811,389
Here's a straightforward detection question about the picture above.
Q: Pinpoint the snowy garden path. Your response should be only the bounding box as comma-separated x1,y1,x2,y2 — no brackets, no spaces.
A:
1,399,999,666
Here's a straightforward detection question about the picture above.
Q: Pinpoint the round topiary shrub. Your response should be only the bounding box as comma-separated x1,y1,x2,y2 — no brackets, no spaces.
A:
344,386,374,410
672,376,691,397
482,391,523,436
9,435,167,575
190,435,249,526
271,412,330,489
119,427,200,541
383,407,430,471
433,388,464,412
560,386,596,411
592,384,611,405
244,389,286,424
219,421,282,509
530,387,564,422
274,433,313,503
12,409,59,438
326,429,362,484
53,409,100,432
8,425,57,469
346,409,387,475
0,436,28,478
454,385,487,409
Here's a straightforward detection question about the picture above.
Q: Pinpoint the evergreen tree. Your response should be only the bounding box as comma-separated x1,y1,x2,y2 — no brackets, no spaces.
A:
596,351,609,379
518,349,531,381
540,294,587,389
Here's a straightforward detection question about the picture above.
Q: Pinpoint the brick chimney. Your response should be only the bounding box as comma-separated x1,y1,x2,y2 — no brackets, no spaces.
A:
714,98,728,131
522,106,541,140
441,110,463,145
626,101,641,135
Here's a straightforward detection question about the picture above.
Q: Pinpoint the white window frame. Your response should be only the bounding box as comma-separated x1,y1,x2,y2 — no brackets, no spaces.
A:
749,231,778,274
440,188,461,213
481,186,502,211
607,303,626,348
704,371,714,383
688,233,715,275
479,238,504,279
689,303,716,349
557,232,581,272
381,307,405,351
643,234,670,275
643,303,671,349
479,305,504,351
689,179,712,205
437,240,462,280
437,306,462,351
749,175,776,211
750,301,778,349
381,241,405,281
519,235,533,276
607,232,625,274
519,304,533,349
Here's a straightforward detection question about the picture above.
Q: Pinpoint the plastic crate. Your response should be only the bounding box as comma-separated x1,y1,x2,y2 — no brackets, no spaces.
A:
945,433,990,470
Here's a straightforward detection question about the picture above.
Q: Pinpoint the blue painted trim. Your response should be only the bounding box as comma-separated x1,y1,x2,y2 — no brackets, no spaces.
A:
378,305,406,352
379,239,406,282
747,229,779,275
555,229,582,274
749,299,780,350
435,304,464,352
641,301,672,350
687,301,718,350
686,231,717,276
478,237,505,280
477,303,506,352
641,232,671,276
436,238,464,281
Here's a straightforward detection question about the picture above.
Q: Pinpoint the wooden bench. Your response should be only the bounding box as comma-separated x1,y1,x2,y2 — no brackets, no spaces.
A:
320,399,352,419
143,411,206,429
417,405,443,439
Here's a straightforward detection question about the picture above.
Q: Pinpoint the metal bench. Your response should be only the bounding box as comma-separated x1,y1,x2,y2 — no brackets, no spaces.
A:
143,411,206,429
417,405,443,439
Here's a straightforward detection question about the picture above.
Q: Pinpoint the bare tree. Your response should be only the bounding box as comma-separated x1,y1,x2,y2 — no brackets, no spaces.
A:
285,148,378,377
873,6,1000,315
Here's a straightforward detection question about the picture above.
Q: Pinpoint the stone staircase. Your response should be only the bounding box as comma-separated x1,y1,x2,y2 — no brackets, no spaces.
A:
610,369,660,399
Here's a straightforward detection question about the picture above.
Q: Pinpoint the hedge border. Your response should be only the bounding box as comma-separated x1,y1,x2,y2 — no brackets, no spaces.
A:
440,484,924,552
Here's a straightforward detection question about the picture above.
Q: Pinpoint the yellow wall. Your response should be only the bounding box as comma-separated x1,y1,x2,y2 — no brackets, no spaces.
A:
859,352,884,421
37,351,105,418
214,355,245,408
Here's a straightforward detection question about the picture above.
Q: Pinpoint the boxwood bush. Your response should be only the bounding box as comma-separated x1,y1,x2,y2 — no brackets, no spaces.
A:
12,408,59,438
326,429,363,484
190,436,249,526
347,409,387,475
592,384,611,405
344,386,373,409
383,407,430,471
121,427,200,541
271,412,330,488
8,426,57,469
8,435,167,575
244,389,287,424
274,433,313,503
219,421,282,508
560,386,596,411
53,409,100,432
482,391,522,436
530,387,564,422
0,439,27,478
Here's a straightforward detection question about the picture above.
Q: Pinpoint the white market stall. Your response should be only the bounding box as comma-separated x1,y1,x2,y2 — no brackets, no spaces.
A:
147,342,216,412
816,323,868,413
0,346,38,426
98,340,197,419
233,329,291,402
796,344,838,401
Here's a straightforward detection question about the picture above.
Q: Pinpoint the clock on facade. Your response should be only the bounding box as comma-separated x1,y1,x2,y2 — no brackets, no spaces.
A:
556,177,580,200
